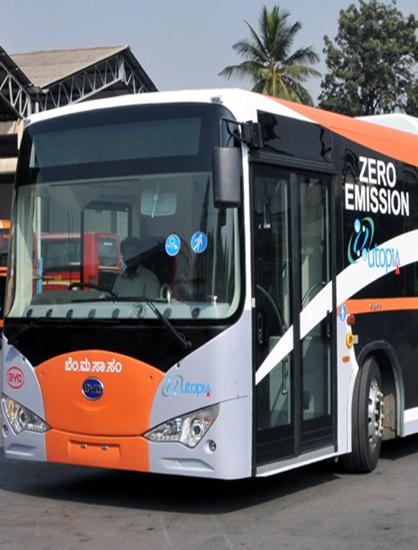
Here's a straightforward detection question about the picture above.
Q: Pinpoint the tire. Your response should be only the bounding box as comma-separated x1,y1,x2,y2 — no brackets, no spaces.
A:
342,356,384,473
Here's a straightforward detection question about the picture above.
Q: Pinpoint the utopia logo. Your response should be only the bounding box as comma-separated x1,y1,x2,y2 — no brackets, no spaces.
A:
162,375,212,398
347,217,400,274
366,245,400,274
347,217,375,264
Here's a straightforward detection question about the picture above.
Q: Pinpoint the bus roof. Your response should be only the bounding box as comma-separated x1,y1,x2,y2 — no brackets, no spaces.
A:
273,98,418,168
357,113,418,135
25,89,418,168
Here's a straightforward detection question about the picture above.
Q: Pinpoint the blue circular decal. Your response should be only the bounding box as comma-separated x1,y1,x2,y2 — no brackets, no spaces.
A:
347,217,375,264
82,378,104,401
165,234,181,257
191,231,208,254
339,304,347,322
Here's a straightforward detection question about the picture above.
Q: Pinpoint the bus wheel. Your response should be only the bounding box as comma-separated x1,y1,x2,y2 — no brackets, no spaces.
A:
343,357,384,473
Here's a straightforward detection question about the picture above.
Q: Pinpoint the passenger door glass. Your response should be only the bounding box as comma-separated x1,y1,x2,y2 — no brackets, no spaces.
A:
299,175,332,427
253,166,293,448
254,165,334,464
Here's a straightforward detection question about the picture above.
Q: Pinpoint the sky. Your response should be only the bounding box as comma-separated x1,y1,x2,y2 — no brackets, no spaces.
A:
2,0,418,103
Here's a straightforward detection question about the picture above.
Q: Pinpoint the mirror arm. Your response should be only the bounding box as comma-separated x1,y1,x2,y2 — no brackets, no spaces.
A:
219,118,263,149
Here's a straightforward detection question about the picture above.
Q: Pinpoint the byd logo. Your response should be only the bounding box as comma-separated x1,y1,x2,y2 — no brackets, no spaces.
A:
6,366,25,389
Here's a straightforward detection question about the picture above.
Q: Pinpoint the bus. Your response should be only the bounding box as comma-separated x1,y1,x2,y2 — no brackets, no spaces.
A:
0,219,10,332
40,232,122,292
3,89,418,479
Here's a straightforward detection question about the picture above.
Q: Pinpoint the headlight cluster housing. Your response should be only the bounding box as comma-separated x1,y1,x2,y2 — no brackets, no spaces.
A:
1,396,50,434
144,404,219,448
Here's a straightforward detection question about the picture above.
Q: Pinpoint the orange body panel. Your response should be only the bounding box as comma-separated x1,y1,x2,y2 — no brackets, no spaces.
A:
273,98,418,168
346,297,418,315
36,350,164,469
45,430,150,471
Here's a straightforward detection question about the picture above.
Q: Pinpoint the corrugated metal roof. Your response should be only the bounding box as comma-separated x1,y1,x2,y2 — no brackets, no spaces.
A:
10,45,127,88
0,46,33,87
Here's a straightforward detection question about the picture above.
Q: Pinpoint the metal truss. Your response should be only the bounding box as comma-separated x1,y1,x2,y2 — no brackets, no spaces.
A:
0,51,153,119
0,55,32,119
39,53,149,111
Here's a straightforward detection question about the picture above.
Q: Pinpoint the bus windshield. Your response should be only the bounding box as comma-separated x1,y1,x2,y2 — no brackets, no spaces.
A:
7,103,241,321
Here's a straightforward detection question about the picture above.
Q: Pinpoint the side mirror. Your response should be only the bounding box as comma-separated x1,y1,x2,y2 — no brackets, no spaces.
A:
212,147,242,208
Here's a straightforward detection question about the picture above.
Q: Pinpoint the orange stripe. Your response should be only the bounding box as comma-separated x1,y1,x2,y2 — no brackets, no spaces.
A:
271,98,418,167
346,297,418,315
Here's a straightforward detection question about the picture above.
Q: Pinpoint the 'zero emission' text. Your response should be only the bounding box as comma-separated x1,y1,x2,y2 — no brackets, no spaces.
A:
345,156,409,216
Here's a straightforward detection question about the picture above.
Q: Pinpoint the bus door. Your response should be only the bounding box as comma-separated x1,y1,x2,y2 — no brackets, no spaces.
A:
252,163,336,467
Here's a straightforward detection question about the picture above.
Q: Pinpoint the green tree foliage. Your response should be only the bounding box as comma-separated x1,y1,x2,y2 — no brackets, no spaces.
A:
406,79,418,116
219,5,320,105
319,0,418,116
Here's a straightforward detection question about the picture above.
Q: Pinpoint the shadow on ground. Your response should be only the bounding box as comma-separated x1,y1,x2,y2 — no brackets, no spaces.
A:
1,433,418,514
381,432,418,460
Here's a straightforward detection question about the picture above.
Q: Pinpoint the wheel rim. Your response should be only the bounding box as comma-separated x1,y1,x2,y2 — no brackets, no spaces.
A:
368,377,384,453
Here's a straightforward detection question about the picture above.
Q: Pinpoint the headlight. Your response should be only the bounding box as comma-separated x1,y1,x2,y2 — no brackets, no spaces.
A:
144,404,219,448
1,396,50,434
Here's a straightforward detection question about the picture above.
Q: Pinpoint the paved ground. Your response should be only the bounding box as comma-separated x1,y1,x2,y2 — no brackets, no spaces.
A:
1,435,418,550
2,349,418,550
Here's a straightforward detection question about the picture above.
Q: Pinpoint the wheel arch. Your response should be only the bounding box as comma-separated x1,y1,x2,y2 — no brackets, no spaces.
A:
356,341,404,439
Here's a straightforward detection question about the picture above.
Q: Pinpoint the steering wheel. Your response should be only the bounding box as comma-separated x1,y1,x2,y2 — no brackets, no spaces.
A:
160,283,172,303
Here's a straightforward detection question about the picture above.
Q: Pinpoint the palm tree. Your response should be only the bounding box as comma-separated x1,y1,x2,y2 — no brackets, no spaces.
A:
219,5,320,105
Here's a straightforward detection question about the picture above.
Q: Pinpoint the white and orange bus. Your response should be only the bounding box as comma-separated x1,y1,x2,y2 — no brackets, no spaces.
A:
3,89,418,479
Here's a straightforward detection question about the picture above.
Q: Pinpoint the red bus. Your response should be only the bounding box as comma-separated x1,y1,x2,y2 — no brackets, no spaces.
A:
40,232,121,292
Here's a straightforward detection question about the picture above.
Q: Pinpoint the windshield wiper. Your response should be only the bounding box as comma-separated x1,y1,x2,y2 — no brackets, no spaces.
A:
110,295,192,351
70,293,191,350
12,295,192,351
140,296,192,351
